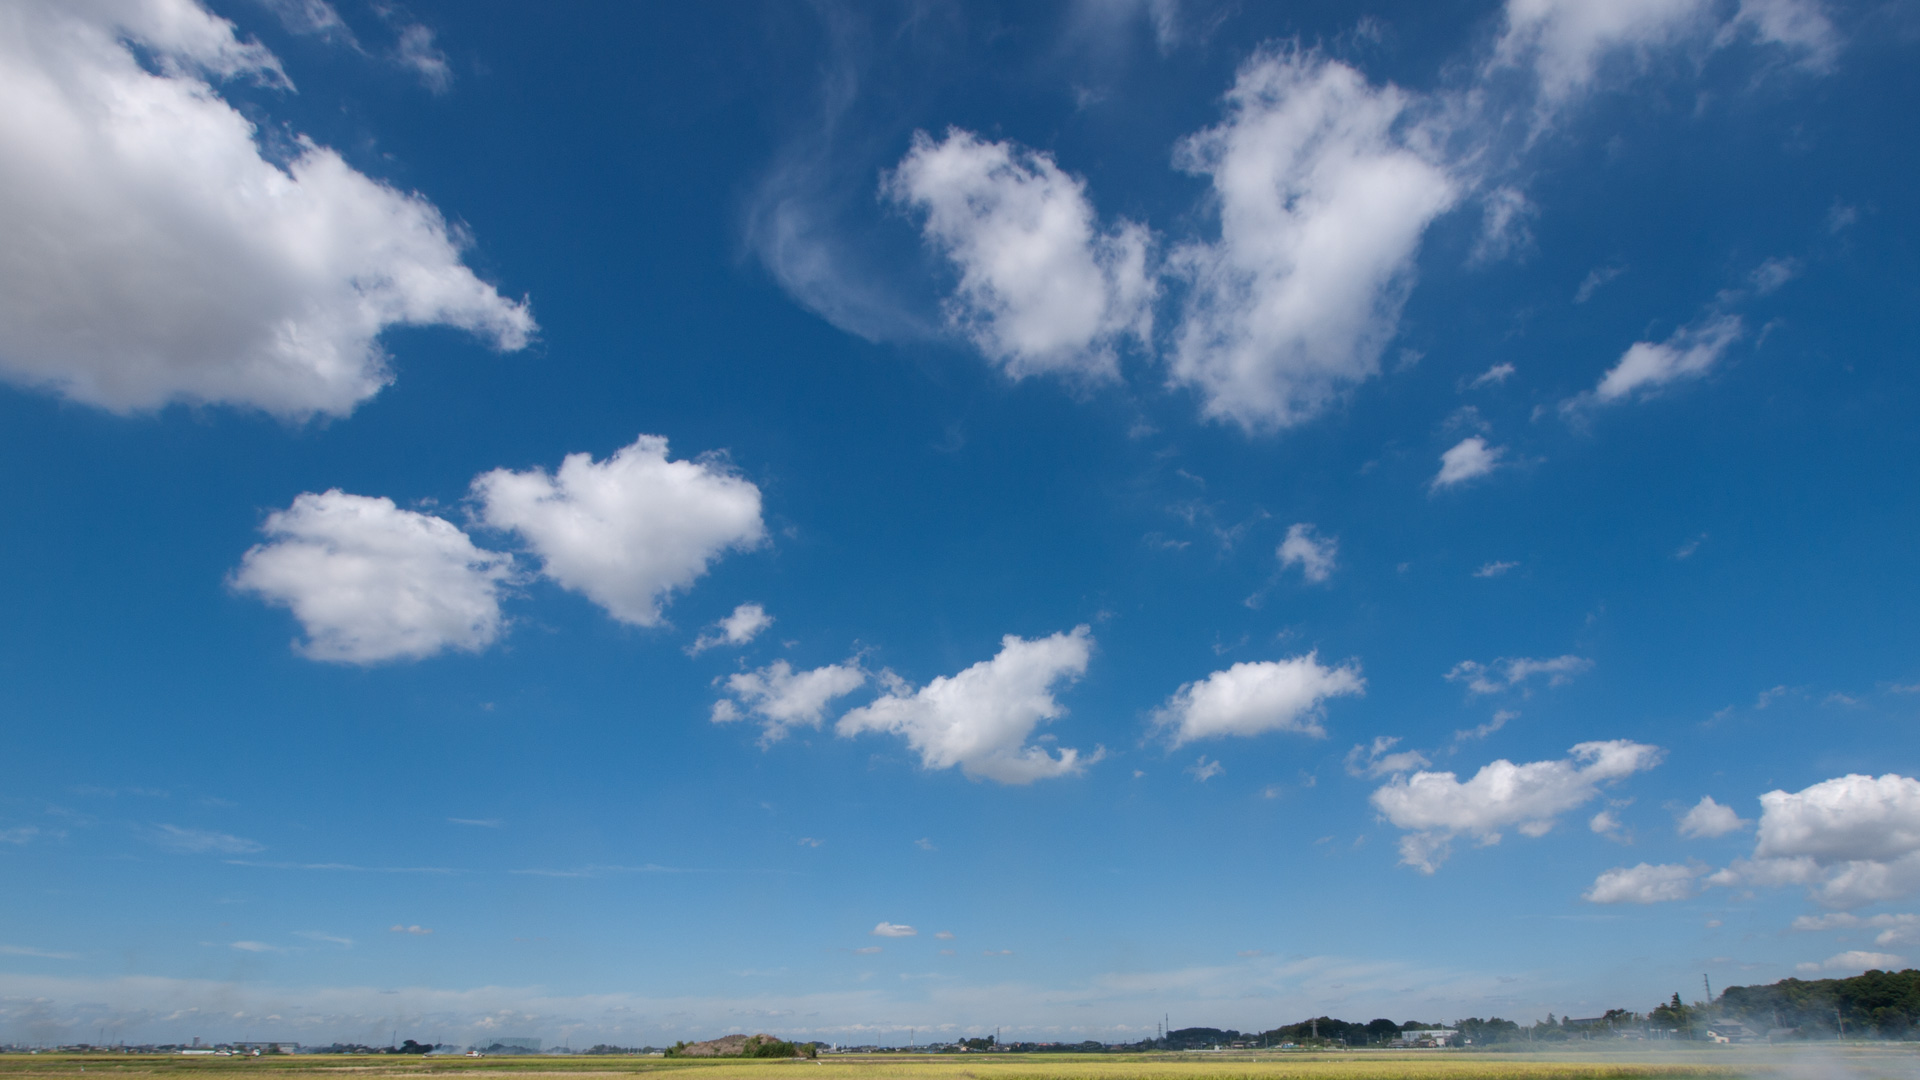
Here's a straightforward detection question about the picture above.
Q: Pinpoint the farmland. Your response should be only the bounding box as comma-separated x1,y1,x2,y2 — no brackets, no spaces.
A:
0,1049,1912,1080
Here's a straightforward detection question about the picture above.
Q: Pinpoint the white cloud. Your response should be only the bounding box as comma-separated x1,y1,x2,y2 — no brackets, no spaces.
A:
884,129,1154,380
1345,736,1430,779
933,930,954,940
1446,654,1591,695
0,827,41,845
389,924,432,935
1168,49,1457,431
1584,862,1706,904
1577,314,1744,407
1800,950,1906,974
871,922,916,938
0,0,532,418
229,940,284,953
1472,559,1519,578
232,490,514,664
1277,524,1338,583
1432,436,1505,490
1589,808,1627,839
689,603,775,654
1791,912,1920,947
1678,795,1751,839
391,23,452,94
836,626,1095,785
1575,264,1626,303
852,945,882,955
1470,362,1516,387
152,825,263,855
1729,0,1840,72
473,435,765,627
1472,186,1535,264
1750,256,1800,295
1370,740,1663,872
1187,756,1225,782
1731,773,1920,908
1491,0,1718,110
711,660,868,745
1153,653,1364,746
1453,710,1516,743
293,931,353,947
256,0,353,39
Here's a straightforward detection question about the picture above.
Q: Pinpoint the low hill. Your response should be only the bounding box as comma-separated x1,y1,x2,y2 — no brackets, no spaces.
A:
668,1034,812,1058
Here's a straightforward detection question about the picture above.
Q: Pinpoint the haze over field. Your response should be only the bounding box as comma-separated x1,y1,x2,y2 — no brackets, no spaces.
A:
2,0,1919,1050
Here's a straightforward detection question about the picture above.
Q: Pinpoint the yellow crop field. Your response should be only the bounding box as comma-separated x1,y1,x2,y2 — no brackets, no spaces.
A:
1,1049,1913,1080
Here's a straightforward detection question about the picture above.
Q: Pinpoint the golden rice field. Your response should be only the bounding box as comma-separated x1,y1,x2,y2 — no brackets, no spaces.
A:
2,1049,1916,1080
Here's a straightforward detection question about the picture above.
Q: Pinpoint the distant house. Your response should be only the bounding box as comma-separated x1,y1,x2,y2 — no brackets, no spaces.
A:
1707,1023,1759,1044
1394,1030,1458,1047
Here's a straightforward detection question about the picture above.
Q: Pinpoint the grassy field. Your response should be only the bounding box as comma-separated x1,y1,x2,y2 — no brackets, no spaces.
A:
1,1049,1914,1080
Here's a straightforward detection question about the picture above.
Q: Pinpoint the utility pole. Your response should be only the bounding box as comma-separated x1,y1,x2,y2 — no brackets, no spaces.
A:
1836,1007,1845,1041
1702,974,1712,1003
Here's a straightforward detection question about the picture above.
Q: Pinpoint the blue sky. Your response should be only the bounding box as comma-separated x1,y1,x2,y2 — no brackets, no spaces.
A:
3,0,1919,1049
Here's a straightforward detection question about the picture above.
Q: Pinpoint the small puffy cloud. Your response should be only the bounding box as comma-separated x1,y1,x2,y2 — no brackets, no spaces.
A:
1473,560,1519,578
1346,736,1431,779
1585,862,1707,904
232,491,515,664
689,603,775,654
1446,654,1592,695
837,626,1096,785
1800,950,1907,974
712,660,868,745
391,23,452,93
1750,256,1800,295
1277,524,1338,583
0,0,532,418
1573,314,1744,408
1153,653,1363,746
1679,795,1751,838
871,922,917,938
1370,740,1664,872
1168,49,1457,431
1472,186,1536,264
152,825,263,855
934,930,955,940
389,924,432,935
1729,773,1920,908
1187,756,1225,782
884,129,1154,381
914,838,936,851
473,435,765,626
1453,710,1516,743
1432,437,1505,490
797,837,823,848
1590,808,1627,839
1471,362,1517,388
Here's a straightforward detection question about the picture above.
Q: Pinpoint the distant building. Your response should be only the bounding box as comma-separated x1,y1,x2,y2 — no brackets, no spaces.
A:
1707,1023,1758,1044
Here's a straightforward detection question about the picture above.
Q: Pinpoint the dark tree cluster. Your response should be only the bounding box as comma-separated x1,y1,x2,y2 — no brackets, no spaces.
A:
1720,969,1920,1037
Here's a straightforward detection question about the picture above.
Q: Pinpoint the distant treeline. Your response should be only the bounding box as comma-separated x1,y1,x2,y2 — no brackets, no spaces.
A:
1720,968,1920,1037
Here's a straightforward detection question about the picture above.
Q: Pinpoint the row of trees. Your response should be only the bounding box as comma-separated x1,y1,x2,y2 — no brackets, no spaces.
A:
1720,968,1920,1037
